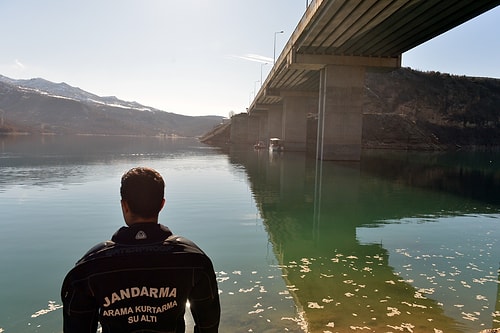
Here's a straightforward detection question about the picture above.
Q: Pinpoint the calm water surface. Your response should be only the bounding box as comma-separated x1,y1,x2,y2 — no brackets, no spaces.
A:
0,136,499,333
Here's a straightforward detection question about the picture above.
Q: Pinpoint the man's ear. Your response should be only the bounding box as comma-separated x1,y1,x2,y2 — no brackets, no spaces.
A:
121,200,134,225
159,198,166,211
121,200,130,213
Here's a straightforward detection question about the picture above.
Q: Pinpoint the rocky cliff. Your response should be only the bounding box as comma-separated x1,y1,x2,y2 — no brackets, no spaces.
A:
363,68,500,149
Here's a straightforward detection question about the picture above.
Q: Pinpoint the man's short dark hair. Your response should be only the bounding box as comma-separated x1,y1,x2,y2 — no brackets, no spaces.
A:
120,167,164,218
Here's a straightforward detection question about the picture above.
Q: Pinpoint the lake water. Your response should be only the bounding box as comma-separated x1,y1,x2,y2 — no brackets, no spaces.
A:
0,135,499,333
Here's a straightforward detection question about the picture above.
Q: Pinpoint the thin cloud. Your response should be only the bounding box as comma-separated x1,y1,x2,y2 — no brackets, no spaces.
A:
14,59,26,70
229,53,273,64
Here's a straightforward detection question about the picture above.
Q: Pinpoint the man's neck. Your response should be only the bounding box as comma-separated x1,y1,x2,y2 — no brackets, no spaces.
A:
126,219,158,226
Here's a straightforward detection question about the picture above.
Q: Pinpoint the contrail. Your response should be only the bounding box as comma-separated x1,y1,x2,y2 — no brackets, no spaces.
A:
229,53,273,64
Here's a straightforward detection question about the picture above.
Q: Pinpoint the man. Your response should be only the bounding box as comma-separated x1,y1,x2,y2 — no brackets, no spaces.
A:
61,167,220,332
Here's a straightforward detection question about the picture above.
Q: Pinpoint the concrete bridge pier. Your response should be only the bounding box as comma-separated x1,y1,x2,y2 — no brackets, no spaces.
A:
247,114,260,144
267,105,283,141
317,65,365,161
282,95,318,151
230,113,249,144
256,110,269,144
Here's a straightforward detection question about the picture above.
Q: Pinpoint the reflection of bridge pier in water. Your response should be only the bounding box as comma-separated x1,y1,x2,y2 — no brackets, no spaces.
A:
230,149,463,332
312,156,362,247
228,148,500,332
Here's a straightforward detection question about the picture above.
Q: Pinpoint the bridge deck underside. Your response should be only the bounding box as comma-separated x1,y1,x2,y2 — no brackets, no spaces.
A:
253,0,500,108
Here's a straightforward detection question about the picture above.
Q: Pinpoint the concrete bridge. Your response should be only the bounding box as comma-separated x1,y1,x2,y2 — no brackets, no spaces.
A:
229,0,500,160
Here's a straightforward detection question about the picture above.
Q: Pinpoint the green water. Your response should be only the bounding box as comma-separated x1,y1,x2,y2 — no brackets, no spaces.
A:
0,136,499,332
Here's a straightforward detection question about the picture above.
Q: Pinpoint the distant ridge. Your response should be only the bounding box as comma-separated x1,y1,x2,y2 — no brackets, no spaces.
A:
0,75,224,137
0,75,153,111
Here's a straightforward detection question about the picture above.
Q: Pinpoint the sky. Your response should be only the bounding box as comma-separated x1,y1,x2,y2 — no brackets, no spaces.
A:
1,1,499,117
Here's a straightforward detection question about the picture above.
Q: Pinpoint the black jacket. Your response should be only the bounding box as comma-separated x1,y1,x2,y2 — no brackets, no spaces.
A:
61,223,220,333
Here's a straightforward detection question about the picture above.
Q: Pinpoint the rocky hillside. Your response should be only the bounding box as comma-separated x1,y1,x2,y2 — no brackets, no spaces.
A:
0,76,224,137
363,68,500,149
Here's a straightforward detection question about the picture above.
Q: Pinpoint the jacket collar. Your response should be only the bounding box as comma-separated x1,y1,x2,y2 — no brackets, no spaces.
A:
111,223,173,244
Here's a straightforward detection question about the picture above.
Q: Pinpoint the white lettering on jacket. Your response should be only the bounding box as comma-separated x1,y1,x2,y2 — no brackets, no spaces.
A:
103,287,177,307
102,301,178,317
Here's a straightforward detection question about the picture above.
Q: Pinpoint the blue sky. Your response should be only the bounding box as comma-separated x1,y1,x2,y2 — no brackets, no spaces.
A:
1,1,499,117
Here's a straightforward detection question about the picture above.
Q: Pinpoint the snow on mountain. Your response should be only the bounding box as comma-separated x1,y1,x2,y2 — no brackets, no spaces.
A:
0,75,153,112
0,74,224,137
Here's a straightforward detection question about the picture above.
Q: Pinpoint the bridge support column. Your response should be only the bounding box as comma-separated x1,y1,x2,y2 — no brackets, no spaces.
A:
282,96,317,151
267,105,283,141
257,111,269,144
318,65,365,161
230,113,249,144
247,115,260,144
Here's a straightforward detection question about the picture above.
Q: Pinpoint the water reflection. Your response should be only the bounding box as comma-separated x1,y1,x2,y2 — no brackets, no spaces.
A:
0,135,216,189
2,136,499,332
226,147,500,332
361,150,500,207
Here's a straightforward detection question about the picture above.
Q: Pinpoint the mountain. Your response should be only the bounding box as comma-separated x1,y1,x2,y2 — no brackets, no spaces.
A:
0,75,224,137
